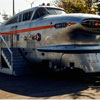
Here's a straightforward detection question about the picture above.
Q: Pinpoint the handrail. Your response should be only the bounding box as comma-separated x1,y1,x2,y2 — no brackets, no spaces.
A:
0,33,13,70
0,36,12,54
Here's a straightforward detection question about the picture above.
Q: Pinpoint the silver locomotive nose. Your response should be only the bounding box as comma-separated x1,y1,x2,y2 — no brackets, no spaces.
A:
62,18,100,44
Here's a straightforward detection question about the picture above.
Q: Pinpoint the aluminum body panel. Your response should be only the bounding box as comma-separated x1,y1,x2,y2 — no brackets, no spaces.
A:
0,6,100,73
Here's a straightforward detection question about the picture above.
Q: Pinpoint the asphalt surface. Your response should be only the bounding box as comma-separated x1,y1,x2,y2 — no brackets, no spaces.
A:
0,72,100,99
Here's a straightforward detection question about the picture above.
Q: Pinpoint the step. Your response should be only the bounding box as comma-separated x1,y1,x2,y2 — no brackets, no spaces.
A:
5,57,24,62
7,59,26,64
4,54,21,57
3,54,22,59
2,49,20,53
2,48,20,54
6,59,28,67
2,48,19,50
2,48,19,52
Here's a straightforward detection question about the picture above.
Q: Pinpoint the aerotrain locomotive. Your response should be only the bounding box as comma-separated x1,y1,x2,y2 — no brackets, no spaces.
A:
1,4,100,74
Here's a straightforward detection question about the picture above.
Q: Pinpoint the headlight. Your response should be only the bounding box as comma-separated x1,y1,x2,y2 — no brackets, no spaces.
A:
81,19,100,28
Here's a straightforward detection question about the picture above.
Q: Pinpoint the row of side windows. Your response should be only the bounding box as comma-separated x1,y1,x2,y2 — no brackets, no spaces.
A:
5,8,49,25
6,11,33,25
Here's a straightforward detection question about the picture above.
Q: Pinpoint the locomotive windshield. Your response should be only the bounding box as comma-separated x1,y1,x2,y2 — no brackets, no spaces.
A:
32,8,49,20
46,8,66,15
32,7,66,20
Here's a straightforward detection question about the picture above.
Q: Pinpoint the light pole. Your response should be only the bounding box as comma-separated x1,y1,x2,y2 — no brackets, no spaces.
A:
13,0,15,16
11,0,15,49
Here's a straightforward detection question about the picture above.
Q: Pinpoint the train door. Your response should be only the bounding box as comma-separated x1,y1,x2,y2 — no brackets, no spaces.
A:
5,16,19,48
11,25,18,48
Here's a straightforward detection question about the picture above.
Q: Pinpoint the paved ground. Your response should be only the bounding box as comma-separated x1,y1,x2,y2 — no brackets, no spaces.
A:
0,72,100,99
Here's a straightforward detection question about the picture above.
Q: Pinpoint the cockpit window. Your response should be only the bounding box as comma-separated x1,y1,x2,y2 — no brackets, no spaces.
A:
32,10,40,20
46,8,66,15
39,8,49,16
32,8,49,20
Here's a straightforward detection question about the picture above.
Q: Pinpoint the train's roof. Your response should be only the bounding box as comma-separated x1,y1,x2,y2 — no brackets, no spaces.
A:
0,5,64,26
16,5,64,15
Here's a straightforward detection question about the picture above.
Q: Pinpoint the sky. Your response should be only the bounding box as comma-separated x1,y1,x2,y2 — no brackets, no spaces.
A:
0,0,54,22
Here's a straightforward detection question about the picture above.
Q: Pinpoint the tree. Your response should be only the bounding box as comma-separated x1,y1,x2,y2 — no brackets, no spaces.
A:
53,0,97,14
94,1,100,13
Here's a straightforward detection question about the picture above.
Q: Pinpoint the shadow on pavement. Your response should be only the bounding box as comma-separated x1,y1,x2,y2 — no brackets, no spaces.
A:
0,71,90,99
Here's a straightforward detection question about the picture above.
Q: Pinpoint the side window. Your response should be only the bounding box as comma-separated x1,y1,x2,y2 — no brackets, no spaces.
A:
22,11,33,21
6,16,18,25
19,14,22,22
32,8,49,20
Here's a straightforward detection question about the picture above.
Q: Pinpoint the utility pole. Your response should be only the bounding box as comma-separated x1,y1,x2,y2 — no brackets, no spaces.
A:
13,0,15,16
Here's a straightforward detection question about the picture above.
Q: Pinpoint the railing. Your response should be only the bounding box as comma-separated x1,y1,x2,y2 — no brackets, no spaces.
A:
0,33,13,69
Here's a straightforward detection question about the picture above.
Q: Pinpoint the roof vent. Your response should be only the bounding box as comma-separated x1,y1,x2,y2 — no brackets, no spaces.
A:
47,3,50,6
42,3,45,6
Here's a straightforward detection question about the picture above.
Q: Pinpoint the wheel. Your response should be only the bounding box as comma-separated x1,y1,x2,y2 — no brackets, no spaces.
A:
48,61,67,72
48,61,60,72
